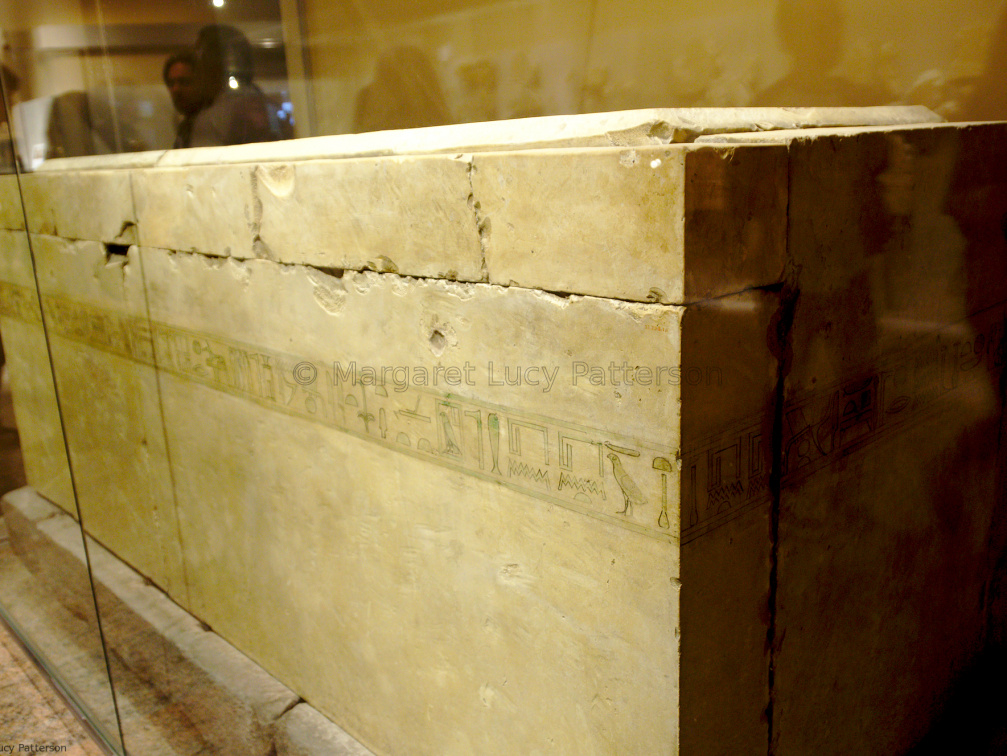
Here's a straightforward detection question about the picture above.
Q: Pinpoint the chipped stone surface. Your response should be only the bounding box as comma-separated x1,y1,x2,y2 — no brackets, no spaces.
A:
476,146,686,302
20,171,135,243
137,247,680,756
132,165,257,257
0,230,73,510
255,156,483,279
28,235,184,597
275,704,375,756
0,175,24,231
150,106,941,167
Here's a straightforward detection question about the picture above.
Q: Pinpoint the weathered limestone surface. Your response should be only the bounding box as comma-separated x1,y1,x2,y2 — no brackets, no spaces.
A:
133,156,484,279
5,109,1004,756
0,229,73,511
141,248,681,755
132,165,258,258
475,146,688,301
475,144,788,303
0,174,24,230
254,157,484,280
20,170,135,244
28,236,184,597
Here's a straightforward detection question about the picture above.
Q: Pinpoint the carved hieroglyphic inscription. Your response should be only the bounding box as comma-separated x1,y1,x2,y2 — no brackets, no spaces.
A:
7,278,1002,546
682,308,1006,543
0,282,42,324
0,283,679,542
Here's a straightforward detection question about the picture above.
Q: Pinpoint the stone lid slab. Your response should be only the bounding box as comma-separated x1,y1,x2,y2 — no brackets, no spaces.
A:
36,106,942,172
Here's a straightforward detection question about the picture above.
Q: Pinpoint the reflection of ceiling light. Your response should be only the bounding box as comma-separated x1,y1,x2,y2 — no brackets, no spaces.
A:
260,38,279,48
212,0,224,7
228,76,238,89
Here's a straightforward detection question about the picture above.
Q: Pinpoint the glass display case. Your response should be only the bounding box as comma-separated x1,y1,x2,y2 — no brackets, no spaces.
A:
0,2,1005,755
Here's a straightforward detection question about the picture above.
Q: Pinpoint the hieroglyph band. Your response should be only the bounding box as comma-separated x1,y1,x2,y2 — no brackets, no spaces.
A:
0,283,680,542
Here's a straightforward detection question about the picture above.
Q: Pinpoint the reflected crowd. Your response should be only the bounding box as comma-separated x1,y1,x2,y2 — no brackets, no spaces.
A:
0,0,1003,165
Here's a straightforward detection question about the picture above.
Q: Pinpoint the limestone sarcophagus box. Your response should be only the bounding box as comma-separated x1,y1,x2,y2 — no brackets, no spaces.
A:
0,108,1003,755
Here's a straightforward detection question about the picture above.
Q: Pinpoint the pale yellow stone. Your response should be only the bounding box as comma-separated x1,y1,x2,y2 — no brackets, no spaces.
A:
0,175,25,231
475,143,789,304
0,228,36,288
29,235,185,598
40,151,166,172
150,106,940,167
20,171,135,243
137,247,681,755
476,146,686,303
132,165,257,257
0,230,73,511
255,156,483,279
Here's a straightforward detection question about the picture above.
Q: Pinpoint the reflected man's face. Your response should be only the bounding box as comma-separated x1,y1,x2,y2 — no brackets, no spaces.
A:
166,61,201,116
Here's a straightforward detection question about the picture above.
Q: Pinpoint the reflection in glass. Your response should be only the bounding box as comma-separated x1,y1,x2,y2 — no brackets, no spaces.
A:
0,0,1003,167
0,64,124,754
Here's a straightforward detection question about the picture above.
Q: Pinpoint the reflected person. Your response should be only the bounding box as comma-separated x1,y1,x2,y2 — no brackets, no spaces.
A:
353,46,451,133
163,50,202,148
1,63,19,172
189,24,283,148
961,3,1007,121
755,0,891,107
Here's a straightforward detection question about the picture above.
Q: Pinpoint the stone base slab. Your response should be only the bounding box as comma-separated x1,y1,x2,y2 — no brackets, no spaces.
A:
1,486,375,756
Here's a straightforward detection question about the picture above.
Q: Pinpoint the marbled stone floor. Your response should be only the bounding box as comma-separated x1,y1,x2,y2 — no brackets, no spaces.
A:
0,613,106,755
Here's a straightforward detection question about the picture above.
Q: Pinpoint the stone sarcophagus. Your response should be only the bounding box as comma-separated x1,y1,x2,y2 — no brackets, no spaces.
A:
0,108,1004,755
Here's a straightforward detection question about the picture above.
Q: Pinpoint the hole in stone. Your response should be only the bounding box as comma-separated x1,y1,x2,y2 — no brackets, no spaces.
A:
106,243,129,257
315,266,344,279
430,329,446,352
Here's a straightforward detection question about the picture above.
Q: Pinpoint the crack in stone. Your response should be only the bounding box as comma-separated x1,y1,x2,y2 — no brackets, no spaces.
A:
112,220,137,245
465,156,490,282
763,141,795,754
764,229,800,755
276,697,305,720
249,167,264,253
157,248,689,309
